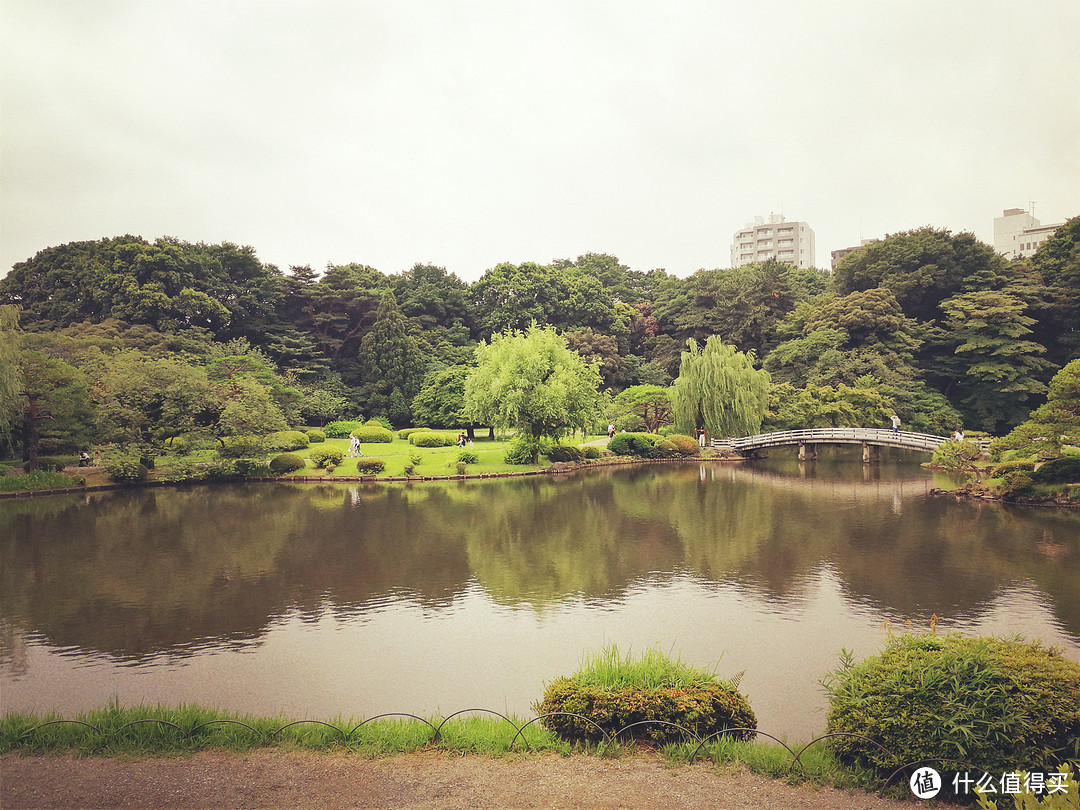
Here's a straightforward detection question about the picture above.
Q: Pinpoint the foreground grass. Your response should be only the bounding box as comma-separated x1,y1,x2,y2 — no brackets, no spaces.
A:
0,704,888,794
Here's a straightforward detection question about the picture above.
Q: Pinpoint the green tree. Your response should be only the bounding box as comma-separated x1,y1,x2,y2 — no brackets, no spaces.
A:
609,385,674,433
18,351,93,468
831,228,1010,323
464,325,602,463
357,290,425,423
93,351,216,446
411,365,472,429
1029,215,1080,366
763,381,893,431
670,337,770,439
993,358,1080,458
0,305,21,450
937,290,1053,434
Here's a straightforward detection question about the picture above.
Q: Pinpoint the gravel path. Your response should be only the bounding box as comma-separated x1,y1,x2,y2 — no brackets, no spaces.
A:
2,750,916,809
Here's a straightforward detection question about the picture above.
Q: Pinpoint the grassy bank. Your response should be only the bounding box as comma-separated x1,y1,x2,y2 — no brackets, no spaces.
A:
0,704,885,793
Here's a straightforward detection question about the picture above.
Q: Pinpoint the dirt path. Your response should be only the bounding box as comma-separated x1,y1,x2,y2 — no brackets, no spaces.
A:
2,750,915,809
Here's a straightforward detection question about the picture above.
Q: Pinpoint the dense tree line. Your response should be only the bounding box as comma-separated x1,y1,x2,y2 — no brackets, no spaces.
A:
1,218,1078,465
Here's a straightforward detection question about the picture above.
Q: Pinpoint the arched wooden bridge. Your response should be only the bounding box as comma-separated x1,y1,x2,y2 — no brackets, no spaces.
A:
715,427,951,462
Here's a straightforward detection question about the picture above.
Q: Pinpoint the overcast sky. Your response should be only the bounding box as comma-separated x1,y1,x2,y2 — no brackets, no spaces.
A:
2,0,1078,283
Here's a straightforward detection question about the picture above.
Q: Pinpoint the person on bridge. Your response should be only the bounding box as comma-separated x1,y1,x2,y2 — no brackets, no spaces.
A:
890,414,901,433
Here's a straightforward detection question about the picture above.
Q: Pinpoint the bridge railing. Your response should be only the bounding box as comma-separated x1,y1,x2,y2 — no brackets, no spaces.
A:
718,428,950,454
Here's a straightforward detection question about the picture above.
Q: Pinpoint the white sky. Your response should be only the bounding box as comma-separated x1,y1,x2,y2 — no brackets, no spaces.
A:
2,0,1078,282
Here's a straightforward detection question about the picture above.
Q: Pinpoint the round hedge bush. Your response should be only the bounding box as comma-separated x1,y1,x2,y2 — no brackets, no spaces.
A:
308,447,345,468
268,453,307,474
607,432,658,457
305,429,326,443
823,634,1080,775
324,420,365,438
534,647,756,745
267,430,310,451
350,425,394,443
410,431,456,447
355,457,386,473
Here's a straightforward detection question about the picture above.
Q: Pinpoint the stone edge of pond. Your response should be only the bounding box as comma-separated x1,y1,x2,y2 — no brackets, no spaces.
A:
0,454,747,500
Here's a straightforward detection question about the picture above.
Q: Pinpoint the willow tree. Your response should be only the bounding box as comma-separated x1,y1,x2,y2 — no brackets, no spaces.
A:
0,305,22,449
464,325,601,464
671,337,770,439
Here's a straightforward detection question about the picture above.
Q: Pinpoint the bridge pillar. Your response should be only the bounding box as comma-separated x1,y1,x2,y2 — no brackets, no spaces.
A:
862,442,880,463
798,442,816,461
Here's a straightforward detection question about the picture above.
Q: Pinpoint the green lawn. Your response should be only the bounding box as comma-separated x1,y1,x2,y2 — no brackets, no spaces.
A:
286,434,607,478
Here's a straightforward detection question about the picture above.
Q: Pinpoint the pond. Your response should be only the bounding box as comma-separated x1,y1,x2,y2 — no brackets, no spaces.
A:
2,450,1079,742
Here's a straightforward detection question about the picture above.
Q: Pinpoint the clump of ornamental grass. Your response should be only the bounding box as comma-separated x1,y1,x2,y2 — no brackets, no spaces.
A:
822,634,1080,776
534,645,756,745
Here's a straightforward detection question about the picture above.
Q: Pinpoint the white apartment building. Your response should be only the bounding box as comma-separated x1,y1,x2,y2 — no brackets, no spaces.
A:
993,207,1063,259
730,214,816,269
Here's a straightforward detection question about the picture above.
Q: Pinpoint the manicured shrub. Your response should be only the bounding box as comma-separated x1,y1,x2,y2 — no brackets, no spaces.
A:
305,429,326,443
1032,456,1080,485
457,450,479,464
535,646,756,745
455,461,468,475
607,432,657,457
410,431,456,447
365,416,393,431
546,444,584,463
267,430,310,451
822,635,1080,775
665,434,701,457
309,447,345,468
324,420,365,438
583,446,602,460
398,428,429,439
355,458,386,473
268,453,307,474
989,459,1036,479
351,425,394,443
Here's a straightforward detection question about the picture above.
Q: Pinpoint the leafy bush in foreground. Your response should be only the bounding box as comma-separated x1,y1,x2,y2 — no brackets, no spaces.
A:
104,452,149,483
535,646,756,745
607,432,657,457
823,635,1080,775
268,453,306,474
355,458,386,473
308,447,345,468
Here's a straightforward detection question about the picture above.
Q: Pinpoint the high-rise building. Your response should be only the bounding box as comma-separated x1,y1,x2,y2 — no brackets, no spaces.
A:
730,214,815,269
993,207,1063,259
831,238,878,271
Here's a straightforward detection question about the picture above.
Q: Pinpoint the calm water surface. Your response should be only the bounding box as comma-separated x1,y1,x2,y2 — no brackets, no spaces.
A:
2,450,1079,741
